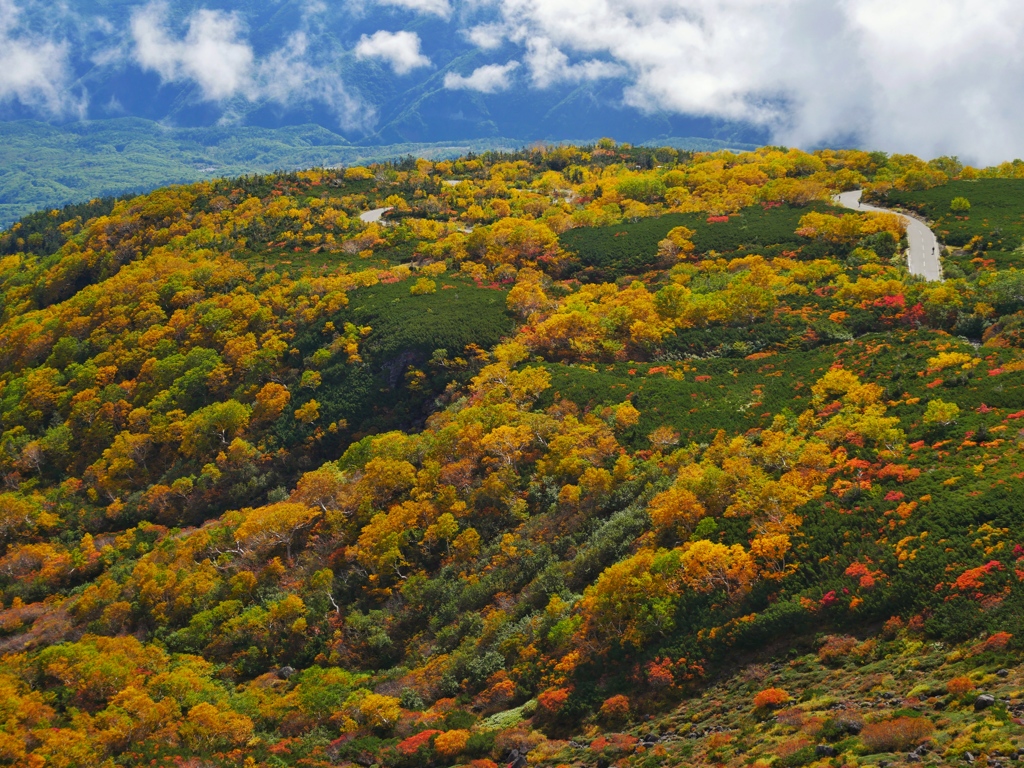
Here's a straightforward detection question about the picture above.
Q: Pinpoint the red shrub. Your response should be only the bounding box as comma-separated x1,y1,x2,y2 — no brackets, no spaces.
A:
396,729,441,756
599,694,630,723
753,687,791,709
707,732,733,748
977,631,1013,652
954,561,1004,592
777,737,811,760
775,707,805,728
818,635,858,665
882,616,904,638
860,717,933,752
473,672,517,713
591,733,638,755
946,676,974,696
645,658,676,689
537,687,570,714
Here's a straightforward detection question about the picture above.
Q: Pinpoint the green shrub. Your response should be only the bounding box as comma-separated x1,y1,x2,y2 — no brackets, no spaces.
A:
617,176,667,203
777,745,818,767
443,709,477,730
465,730,496,757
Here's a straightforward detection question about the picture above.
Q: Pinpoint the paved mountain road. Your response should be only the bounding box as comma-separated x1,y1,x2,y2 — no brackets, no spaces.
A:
359,207,393,223
835,190,943,281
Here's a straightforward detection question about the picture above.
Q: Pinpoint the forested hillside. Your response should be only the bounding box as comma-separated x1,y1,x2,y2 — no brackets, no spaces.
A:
0,143,1022,767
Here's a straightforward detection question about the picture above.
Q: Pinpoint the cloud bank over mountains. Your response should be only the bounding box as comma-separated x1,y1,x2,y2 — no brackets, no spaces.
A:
1,0,1023,164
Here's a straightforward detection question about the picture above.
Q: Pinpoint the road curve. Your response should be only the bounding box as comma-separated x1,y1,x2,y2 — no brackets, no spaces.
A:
835,190,943,281
359,207,393,224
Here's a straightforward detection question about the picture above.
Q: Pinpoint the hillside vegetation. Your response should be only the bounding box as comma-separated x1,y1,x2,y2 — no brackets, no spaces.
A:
0,143,1022,767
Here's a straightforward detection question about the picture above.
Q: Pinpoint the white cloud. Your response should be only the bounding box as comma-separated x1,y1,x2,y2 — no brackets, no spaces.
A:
131,2,256,101
524,37,623,88
130,3,372,130
4,0,1024,164
302,0,328,18
444,61,520,93
377,0,452,19
355,30,431,75
260,31,372,131
259,32,315,103
93,17,117,36
0,0,81,116
481,0,1024,165
463,23,506,51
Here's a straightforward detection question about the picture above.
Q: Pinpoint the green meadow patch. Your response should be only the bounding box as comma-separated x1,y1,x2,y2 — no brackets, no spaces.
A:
559,202,845,280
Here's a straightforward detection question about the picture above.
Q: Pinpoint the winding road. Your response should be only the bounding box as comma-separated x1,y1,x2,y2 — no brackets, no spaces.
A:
359,207,393,224
835,190,943,281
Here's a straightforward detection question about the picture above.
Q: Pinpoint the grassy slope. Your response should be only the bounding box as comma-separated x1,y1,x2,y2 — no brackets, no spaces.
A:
537,632,1024,767
287,277,514,443
0,151,1023,767
542,331,1024,450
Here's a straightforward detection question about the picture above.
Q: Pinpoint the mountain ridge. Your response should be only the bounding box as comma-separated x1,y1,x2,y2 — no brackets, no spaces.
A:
0,118,757,227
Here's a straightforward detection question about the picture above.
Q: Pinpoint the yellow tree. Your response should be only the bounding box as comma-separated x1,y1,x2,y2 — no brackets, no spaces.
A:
179,703,253,751
679,540,757,599
656,225,696,264
648,486,706,540
923,399,960,427
291,465,348,521
357,693,402,731
233,502,321,562
576,548,680,651
480,424,535,471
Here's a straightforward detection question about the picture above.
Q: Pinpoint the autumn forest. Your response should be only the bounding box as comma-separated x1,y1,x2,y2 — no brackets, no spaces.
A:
0,142,1022,767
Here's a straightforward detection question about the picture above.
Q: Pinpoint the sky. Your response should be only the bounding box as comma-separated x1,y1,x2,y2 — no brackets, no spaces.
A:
1,0,1023,164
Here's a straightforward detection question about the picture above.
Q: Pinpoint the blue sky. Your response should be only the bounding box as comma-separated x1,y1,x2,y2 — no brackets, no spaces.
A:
1,0,1022,163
